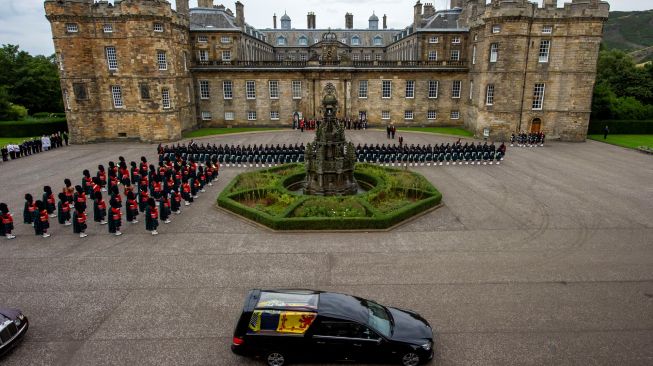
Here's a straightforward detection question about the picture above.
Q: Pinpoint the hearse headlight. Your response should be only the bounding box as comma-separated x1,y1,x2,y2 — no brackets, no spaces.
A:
18,314,25,320
421,342,432,351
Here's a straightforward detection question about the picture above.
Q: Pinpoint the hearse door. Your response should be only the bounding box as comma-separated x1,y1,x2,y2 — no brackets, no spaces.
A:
347,325,390,363
308,318,355,362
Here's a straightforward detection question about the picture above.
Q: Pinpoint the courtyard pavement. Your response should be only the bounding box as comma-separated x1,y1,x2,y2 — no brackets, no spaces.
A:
0,129,652,366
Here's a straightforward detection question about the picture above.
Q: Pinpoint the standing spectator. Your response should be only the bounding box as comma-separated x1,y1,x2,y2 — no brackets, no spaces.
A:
603,125,609,140
0,203,16,240
386,125,391,139
399,135,404,148
63,131,69,146
1,145,7,162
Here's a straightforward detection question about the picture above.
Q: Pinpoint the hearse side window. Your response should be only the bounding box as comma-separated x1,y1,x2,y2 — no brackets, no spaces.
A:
313,320,378,339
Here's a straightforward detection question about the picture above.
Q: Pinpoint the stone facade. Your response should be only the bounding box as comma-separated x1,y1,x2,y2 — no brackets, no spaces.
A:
45,0,609,143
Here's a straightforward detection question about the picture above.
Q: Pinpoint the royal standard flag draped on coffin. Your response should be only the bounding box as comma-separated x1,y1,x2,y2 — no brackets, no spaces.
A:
276,312,316,334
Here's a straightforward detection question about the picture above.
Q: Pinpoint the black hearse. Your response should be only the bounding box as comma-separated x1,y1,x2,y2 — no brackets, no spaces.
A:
232,290,434,366
0,307,29,357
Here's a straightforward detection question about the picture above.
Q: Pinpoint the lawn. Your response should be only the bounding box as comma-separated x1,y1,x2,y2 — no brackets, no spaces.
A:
588,135,653,149
0,137,39,146
182,127,281,138
398,127,474,137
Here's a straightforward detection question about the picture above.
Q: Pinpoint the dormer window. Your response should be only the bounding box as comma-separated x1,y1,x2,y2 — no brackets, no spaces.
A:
373,36,383,46
276,36,286,46
66,23,78,33
351,36,361,46
298,36,308,46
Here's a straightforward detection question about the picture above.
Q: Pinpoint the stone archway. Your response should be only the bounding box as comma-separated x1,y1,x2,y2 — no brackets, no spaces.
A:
531,118,542,133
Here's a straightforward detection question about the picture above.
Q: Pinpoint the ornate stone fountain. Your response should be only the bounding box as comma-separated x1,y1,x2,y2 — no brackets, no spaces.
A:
304,84,358,196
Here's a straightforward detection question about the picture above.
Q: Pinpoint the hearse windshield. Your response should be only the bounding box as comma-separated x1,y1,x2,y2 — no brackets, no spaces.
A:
364,300,393,338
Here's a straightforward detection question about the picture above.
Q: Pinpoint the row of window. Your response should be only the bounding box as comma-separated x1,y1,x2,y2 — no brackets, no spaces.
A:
472,40,551,65
276,35,384,46
360,80,459,99
426,50,461,61
66,22,165,34
490,24,553,34
199,80,303,100
198,49,231,62
197,35,232,44
109,85,172,109
428,36,461,44
105,47,170,71
200,110,462,122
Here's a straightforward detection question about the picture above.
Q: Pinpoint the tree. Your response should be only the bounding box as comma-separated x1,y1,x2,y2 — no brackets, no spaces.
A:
0,44,63,116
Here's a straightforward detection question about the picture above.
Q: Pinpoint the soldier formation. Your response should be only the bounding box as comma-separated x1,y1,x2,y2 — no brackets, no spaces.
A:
159,142,307,166
355,140,506,165
1,152,219,240
158,138,507,169
510,132,545,147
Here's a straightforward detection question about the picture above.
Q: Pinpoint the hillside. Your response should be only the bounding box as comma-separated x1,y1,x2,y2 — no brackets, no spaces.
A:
603,10,653,62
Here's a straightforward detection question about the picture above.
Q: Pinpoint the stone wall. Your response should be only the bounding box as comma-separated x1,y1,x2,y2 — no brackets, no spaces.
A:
194,70,468,128
45,0,197,143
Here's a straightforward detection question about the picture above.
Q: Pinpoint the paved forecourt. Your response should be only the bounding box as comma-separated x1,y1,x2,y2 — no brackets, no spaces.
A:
0,129,652,366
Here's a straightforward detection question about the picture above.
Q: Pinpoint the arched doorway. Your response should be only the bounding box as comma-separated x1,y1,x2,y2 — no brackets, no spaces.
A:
531,118,542,133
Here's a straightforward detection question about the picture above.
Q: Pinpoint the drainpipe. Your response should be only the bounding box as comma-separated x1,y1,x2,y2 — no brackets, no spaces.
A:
517,5,534,133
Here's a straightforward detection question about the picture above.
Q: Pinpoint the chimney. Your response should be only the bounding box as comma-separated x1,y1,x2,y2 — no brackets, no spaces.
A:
414,1,423,29
451,0,464,8
345,13,353,29
176,0,189,18
235,1,244,28
423,3,436,17
383,14,387,29
307,12,316,29
273,13,277,29
197,0,213,8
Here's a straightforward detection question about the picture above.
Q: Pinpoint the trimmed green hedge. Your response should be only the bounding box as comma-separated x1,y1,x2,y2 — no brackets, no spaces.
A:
588,120,653,134
0,117,68,137
217,163,442,231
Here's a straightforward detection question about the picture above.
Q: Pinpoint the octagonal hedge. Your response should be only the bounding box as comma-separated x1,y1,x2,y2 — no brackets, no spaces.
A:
217,163,442,231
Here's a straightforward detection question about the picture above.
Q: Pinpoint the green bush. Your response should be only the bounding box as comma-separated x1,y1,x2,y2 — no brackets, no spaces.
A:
0,117,67,137
217,163,442,230
588,120,653,134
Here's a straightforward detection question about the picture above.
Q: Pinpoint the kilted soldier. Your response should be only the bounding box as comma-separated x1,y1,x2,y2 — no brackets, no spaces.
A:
164,174,175,196
138,187,149,213
198,167,207,193
126,191,139,225
90,177,102,196
23,194,37,225
145,198,159,235
63,179,75,203
108,197,122,236
97,165,107,191
119,162,130,183
170,189,182,215
72,202,88,238
122,178,134,199
110,185,122,210
93,191,108,225
0,203,16,239
34,201,50,238
57,193,72,226
160,194,171,224
130,162,140,185
82,170,93,195
151,176,163,200
43,186,57,217
181,179,193,206
74,185,87,212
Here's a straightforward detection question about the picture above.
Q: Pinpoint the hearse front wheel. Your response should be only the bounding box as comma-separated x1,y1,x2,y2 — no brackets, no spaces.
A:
401,352,421,366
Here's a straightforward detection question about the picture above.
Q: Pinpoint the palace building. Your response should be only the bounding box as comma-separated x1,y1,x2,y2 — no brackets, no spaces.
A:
44,0,609,143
